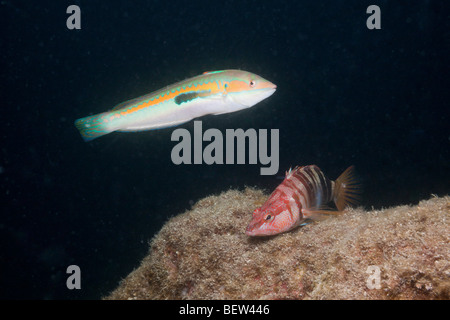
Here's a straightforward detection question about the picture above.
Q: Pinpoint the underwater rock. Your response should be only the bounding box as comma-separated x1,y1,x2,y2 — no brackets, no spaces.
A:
105,189,449,300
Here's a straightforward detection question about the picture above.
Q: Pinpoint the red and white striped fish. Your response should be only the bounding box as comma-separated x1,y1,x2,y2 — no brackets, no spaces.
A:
245,165,361,236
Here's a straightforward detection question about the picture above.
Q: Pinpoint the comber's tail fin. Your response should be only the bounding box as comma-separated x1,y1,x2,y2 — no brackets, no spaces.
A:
333,165,362,211
74,113,113,142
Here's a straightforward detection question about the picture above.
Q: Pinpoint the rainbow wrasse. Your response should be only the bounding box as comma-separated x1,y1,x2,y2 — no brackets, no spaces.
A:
74,70,276,141
246,165,361,236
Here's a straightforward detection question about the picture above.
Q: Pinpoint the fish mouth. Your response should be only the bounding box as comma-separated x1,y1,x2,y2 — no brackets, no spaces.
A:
267,87,277,95
260,79,276,90
245,225,266,237
232,86,277,109
250,87,277,105
245,229,270,237
245,224,255,236
263,80,277,93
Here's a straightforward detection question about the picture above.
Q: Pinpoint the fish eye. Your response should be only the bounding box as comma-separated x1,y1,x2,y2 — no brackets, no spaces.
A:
224,83,228,89
249,80,256,87
265,214,272,221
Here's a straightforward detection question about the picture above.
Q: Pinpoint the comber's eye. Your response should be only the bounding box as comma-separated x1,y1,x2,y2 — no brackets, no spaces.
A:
249,80,256,87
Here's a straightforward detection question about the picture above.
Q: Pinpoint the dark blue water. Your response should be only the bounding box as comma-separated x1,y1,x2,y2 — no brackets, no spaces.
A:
1,1,448,299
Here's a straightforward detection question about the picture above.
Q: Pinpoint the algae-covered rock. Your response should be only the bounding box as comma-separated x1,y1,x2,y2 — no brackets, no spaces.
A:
105,188,449,300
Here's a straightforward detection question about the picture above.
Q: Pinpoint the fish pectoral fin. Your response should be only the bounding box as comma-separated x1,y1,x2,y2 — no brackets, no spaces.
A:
211,94,241,115
201,91,227,101
299,222,311,227
301,207,342,220
212,110,231,115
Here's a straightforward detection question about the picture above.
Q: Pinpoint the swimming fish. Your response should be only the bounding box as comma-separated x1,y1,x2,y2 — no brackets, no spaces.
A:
246,165,361,236
74,70,276,141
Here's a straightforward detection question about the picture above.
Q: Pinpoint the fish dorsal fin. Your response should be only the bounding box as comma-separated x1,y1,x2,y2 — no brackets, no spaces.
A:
285,166,304,178
203,70,225,75
110,97,144,111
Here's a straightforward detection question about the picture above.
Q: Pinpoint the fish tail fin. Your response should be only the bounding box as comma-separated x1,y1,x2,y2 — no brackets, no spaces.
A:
333,165,362,211
74,112,113,142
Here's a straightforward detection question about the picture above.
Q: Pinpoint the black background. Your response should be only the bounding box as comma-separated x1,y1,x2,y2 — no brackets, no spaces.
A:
1,1,448,299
